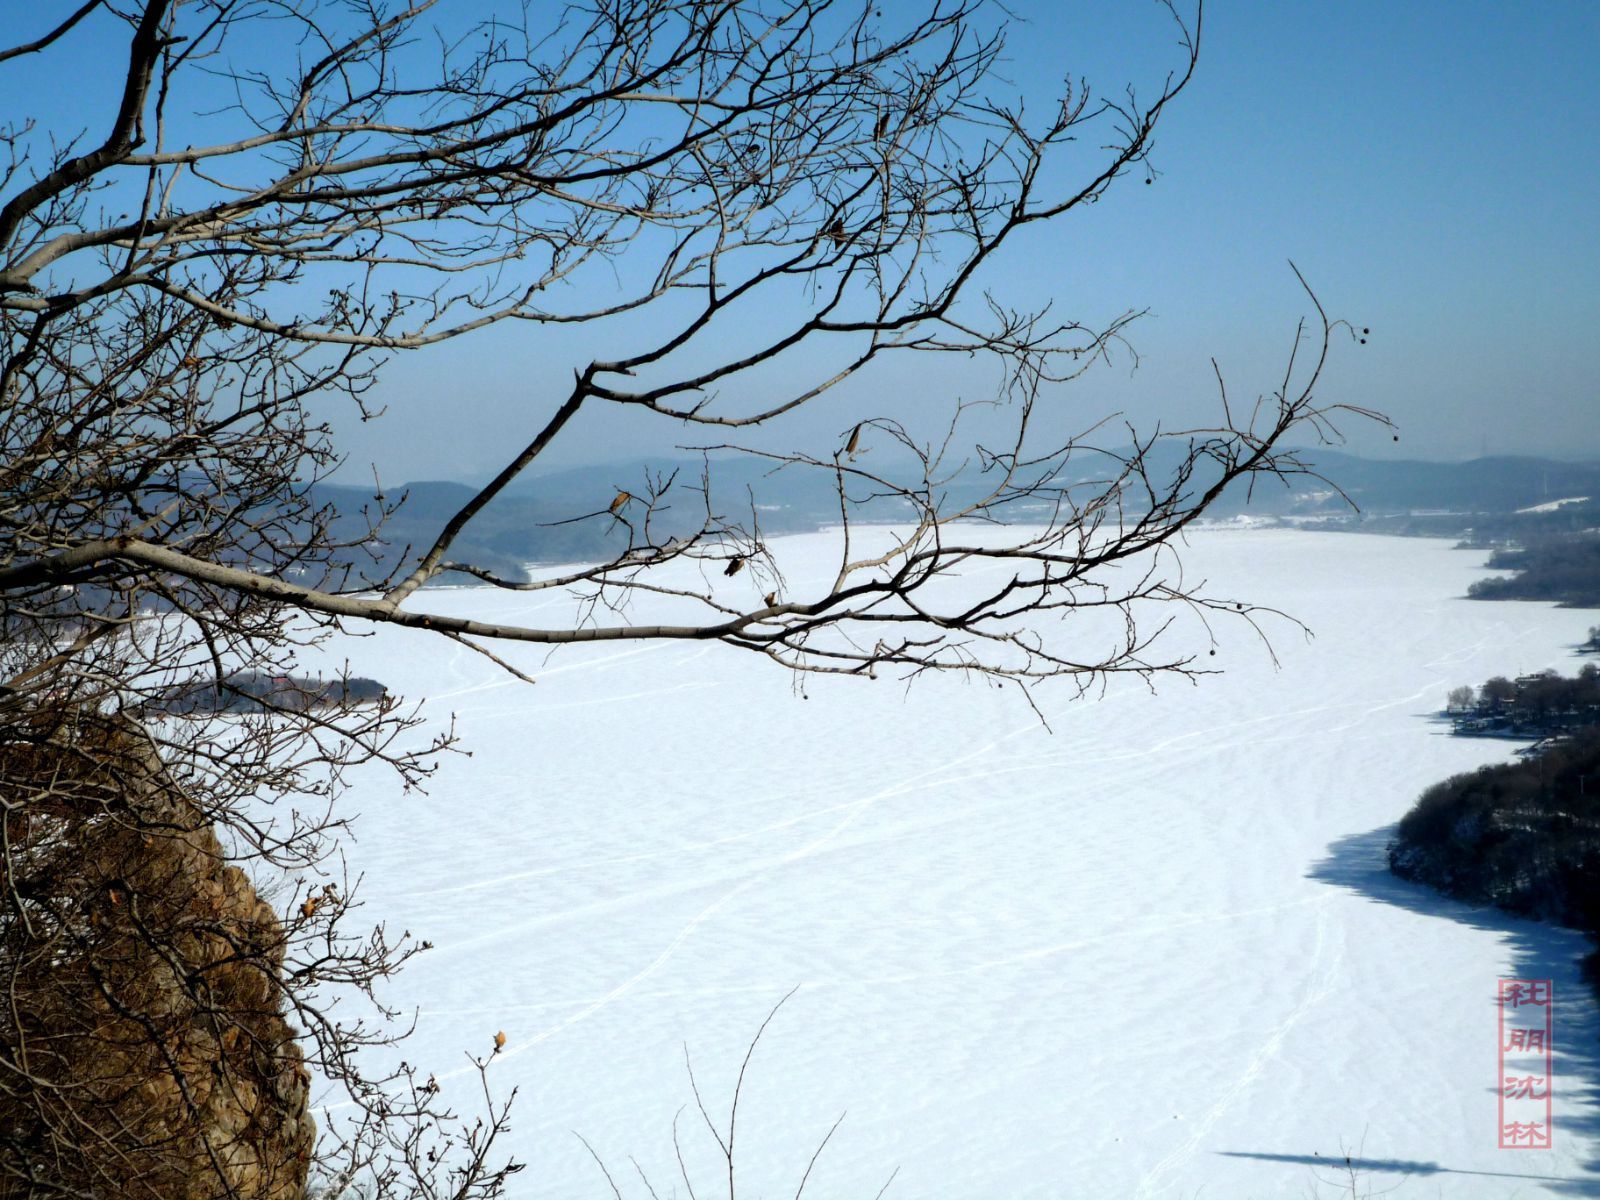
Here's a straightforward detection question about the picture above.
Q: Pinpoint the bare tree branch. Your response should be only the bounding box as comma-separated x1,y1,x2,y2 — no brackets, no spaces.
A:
0,1,1389,1194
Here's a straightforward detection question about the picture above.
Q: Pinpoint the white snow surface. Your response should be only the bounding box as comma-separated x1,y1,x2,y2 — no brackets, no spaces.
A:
308,529,1600,1198
1516,497,1591,514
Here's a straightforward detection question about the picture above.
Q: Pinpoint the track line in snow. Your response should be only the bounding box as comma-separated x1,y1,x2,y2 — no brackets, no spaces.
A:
798,889,1342,995
426,640,693,705
476,678,719,718
413,722,1040,903
411,781,884,899
417,890,1342,1020
328,718,1043,1108
423,677,517,704
1418,626,1501,672
442,727,1033,1074
1134,899,1342,1198
421,733,1034,952
1023,688,1440,776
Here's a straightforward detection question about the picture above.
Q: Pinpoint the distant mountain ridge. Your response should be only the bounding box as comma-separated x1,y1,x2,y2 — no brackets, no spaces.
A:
1265,450,1600,515
317,450,1600,585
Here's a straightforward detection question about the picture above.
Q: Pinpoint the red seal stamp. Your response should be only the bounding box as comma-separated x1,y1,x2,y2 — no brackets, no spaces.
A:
1498,978,1553,1149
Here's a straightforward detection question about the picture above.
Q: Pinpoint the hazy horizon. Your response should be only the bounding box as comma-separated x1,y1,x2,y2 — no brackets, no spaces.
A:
326,442,1600,491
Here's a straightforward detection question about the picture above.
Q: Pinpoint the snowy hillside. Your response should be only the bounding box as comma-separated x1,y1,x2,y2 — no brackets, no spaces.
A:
308,529,1600,1198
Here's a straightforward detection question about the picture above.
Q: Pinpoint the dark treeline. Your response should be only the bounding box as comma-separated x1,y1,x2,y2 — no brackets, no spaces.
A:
1389,724,1600,991
1295,503,1600,540
1467,533,1600,607
149,671,387,715
1446,664,1600,737
1452,502,1600,547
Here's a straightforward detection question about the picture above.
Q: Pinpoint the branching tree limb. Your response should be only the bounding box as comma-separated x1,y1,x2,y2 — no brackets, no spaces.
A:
0,1,1385,1196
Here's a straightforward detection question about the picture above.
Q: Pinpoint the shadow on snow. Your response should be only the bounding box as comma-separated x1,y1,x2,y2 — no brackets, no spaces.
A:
1290,823,1600,1197
1218,1148,1578,1185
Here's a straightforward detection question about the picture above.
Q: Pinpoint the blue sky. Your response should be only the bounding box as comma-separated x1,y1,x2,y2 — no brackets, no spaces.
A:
9,2,1598,481
333,1,1599,480
963,0,1600,467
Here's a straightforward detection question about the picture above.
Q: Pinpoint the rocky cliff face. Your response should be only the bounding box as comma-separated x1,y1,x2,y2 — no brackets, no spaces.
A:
0,714,314,1198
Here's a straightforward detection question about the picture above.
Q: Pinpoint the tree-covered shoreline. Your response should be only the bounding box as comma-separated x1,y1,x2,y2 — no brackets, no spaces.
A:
1390,669,1600,995
1467,535,1600,608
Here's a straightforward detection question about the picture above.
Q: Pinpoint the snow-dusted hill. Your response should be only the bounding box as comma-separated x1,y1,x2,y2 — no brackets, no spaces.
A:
310,529,1600,1198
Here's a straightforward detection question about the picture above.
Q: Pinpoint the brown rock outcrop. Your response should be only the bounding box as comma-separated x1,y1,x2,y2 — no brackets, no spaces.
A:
0,713,315,1198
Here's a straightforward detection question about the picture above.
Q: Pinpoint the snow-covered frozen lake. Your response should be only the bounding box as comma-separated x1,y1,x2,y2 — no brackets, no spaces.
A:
312,528,1600,1198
